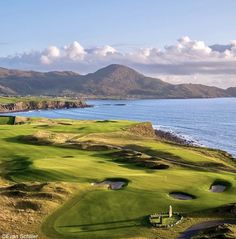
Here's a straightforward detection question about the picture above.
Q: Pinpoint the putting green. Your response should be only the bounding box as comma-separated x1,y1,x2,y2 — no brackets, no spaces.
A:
0,118,235,239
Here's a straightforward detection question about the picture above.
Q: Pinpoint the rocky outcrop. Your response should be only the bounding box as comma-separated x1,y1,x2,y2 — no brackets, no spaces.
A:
126,122,156,137
0,100,90,113
155,129,196,145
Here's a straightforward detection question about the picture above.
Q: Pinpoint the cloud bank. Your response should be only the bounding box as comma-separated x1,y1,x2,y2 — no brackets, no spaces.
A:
1,37,236,88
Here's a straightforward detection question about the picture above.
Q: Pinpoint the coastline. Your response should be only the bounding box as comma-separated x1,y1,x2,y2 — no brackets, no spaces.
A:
154,129,198,146
0,97,235,158
155,128,236,161
0,100,92,114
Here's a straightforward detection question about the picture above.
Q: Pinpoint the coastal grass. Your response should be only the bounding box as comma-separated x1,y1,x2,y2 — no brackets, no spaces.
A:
0,96,81,104
0,118,235,239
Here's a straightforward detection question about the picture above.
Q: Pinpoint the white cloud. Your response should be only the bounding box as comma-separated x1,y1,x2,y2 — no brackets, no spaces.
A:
90,45,117,56
64,41,86,60
1,37,236,88
40,46,60,64
157,74,236,89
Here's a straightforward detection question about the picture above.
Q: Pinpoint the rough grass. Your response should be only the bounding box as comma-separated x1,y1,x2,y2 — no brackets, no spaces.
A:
0,96,80,104
0,180,78,237
192,224,236,239
0,118,235,239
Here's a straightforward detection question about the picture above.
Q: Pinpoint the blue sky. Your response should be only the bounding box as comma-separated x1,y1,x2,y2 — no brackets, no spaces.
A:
1,0,236,55
1,0,236,88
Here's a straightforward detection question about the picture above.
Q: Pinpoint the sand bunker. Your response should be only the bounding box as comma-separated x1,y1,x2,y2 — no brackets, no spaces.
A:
210,180,231,193
169,192,195,200
92,178,128,190
210,185,226,192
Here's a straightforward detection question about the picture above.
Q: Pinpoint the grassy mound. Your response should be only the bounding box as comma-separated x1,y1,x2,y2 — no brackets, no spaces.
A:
2,190,28,197
192,224,236,239
15,200,41,211
109,149,170,170
206,204,236,217
0,182,65,201
5,182,48,191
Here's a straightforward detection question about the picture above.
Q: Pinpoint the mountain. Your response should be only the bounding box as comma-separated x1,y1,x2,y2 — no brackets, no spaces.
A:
80,64,170,96
0,67,81,96
0,64,234,98
0,85,16,95
226,87,236,97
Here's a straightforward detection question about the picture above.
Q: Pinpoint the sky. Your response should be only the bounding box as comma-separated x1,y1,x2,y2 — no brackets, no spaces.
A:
1,0,236,88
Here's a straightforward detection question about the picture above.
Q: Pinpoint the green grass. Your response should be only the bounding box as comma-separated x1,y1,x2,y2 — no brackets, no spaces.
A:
0,118,235,239
162,215,179,225
150,214,181,226
0,116,15,125
0,96,82,104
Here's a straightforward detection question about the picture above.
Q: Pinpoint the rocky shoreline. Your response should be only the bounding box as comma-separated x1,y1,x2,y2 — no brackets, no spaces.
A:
0,100,91,113
155,129,197,146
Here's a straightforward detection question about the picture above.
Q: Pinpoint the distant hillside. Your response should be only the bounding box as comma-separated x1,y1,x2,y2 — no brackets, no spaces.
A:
0,85,16,95
226,87,236,97
0,65,234,98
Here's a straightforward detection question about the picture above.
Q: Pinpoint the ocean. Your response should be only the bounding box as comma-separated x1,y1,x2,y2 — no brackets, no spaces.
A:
4,98,236,156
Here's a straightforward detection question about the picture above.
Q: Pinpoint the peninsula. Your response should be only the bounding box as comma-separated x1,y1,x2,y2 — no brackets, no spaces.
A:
0,96,90,113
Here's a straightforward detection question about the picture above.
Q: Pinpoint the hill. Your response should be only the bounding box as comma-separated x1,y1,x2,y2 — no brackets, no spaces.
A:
226,87,236,97
0,64,233,98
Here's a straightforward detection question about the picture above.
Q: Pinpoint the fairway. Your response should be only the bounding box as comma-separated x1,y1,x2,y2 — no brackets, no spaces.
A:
0,118,235,239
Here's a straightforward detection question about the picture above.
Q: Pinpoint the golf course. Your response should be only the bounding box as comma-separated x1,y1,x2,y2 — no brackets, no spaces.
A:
0,116,236,239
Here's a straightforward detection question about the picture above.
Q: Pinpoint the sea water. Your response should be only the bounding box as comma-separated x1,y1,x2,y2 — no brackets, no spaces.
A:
4,98,236,156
